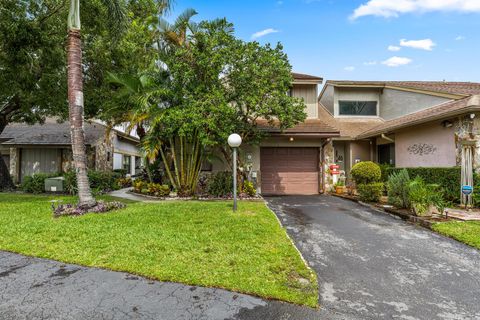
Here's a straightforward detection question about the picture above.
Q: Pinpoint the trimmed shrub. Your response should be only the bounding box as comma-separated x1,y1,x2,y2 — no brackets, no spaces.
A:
21,173,59,194
387,169,411,208
387,167,461,203
207,171,233,197
351,161,382,185
64,170,121,195
357,183,384,203
379,163,394,182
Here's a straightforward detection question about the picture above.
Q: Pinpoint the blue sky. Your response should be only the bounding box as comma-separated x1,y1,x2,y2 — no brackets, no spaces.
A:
170,0,480,82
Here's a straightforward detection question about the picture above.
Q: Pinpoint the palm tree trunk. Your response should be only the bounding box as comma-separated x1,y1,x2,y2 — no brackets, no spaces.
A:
67,29,95,207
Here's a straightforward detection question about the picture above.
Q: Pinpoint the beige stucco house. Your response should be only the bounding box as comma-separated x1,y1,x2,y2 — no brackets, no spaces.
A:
0,118,142,183
319,80,480,190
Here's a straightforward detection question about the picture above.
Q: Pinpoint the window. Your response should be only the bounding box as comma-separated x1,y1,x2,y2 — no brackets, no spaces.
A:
122,155,131,174
339,101,377,116
135,156,142,175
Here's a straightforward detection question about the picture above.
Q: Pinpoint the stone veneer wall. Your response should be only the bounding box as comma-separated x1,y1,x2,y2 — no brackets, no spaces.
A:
95,135,114,172
455,115,480,172
9,148,19,183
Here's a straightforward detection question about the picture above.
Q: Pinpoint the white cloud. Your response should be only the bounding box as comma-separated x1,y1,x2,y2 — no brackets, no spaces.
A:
400,38,436,50
363,61,377,66
344,66,356,71
350,0,480,20
251,28,279,40
382,56,412,67
455,35,466,40
388,45,401,51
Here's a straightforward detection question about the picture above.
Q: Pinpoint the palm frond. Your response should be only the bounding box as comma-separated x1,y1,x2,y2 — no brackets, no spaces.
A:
173,8,197,30
98,0,127,35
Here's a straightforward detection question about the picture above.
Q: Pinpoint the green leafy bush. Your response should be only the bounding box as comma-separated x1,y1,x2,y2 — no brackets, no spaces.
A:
357,183,383,202
64,170,121,195
387,169,411,208
379,163,394,182
132,179,169,197
116,177,132,189
408,177,445,216
242,181,256,197
207,171,233,197
351,161,382,185
21,173,59,194
387,167,461,203
147,182,170,197
133,179,146,193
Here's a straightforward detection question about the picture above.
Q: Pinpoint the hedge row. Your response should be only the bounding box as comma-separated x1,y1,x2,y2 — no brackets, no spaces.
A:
386,167,466,203
21,170,123,195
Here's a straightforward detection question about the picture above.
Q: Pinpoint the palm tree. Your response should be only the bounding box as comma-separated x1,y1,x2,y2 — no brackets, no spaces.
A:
66,0,171,206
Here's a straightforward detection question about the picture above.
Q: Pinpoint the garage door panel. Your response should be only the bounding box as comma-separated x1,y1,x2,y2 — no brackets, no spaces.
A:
260,147,319,195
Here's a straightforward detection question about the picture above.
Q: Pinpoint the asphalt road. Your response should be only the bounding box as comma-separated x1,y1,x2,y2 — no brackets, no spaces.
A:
1,195,479,319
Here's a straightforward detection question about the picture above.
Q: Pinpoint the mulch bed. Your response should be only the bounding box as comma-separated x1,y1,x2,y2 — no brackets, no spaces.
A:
128,190,263,201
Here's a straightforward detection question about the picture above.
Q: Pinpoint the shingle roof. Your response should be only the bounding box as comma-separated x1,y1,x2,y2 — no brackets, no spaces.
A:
292,72,323,82
326,80,480,96
357,96,480,139
256,118,339,136
0,121,107,145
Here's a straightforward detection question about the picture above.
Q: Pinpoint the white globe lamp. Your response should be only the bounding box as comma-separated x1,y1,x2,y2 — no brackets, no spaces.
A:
228,133,242,211
228,133,242,148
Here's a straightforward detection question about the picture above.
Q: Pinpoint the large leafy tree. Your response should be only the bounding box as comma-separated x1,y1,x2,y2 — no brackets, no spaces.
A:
0,0,167,191
140,18,306,194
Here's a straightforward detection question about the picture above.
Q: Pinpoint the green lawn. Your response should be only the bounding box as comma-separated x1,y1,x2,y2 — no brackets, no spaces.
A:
0,193,318,307
432,221,480,250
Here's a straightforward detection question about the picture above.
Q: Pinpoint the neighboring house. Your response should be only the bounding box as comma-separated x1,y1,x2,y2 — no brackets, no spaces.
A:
0,118,142,183
319,80,480,188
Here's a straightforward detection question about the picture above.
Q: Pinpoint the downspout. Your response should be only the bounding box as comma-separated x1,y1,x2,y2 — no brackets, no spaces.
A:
320,138,332,194
381,133,395,143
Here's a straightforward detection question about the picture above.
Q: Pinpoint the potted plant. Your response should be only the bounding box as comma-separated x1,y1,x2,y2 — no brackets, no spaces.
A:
335,179,346,194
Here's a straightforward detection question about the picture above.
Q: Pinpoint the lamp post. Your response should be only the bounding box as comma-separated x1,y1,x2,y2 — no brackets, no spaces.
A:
228,133,242,211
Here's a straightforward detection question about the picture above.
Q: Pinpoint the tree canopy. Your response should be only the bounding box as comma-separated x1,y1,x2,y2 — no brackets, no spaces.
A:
0,0,163,188
109,17,307,194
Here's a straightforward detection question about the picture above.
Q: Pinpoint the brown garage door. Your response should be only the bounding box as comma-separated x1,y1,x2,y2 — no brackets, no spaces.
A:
260,147,319,195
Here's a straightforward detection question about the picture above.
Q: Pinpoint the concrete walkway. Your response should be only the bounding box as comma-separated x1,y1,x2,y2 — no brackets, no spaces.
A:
108,188,160,202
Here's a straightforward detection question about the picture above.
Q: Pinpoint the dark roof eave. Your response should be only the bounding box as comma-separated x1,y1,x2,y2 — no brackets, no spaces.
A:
267,132,340,137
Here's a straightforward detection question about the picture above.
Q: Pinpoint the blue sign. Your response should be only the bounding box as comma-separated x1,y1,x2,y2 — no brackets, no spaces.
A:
462,185,473,195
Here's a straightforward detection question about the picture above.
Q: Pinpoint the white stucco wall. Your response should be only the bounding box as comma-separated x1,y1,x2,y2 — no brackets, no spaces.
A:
395,121,456,168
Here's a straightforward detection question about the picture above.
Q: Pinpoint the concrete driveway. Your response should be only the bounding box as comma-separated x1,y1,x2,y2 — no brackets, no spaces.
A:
266,195,480,320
